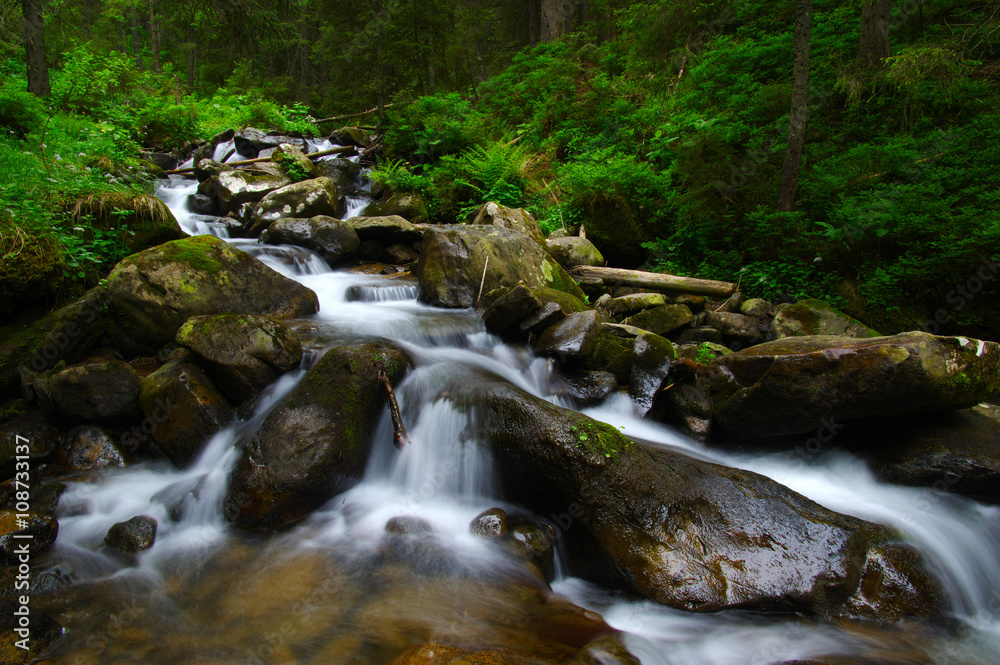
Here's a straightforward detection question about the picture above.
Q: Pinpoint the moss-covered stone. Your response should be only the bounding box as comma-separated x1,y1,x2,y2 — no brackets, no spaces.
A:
623,304,693,337
708,332,1000,440
25,358,141,423
217,169,291,214
583,333,633,384
224,342,408,530
415,225,586,308
546,236,605,269
103,235,319,353
468,201,546,246
362,192,429,224
629,333,677,413
773,299,881,339
271,143,317,181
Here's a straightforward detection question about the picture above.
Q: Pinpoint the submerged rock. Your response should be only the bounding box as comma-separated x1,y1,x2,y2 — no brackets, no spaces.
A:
708,332,1000,440
415,225,585,308
460,376,940,619
225,342,408,530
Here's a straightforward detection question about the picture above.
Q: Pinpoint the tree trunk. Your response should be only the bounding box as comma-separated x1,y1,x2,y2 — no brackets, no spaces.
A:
186,24,196,92
529,0,541,44
568,266,736,298
149,0,161,73
131,6,143,71
541,0,573,41
22,0,51,96
776,0,813,212
426,31,436,96
859,0,891,65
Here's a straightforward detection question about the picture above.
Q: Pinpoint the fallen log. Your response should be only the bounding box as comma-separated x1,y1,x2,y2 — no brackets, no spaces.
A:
311,103,395,124
374,360,410,449
163,146,355,175
568,265,736,298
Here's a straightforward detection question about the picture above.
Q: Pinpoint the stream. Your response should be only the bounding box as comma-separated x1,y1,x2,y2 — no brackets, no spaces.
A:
34,139,1000,664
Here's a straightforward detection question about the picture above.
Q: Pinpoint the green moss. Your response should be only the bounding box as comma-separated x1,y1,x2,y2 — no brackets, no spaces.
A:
569,419,633,462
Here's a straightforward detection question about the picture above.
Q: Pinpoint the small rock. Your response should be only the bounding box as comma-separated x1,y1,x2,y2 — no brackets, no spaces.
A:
520,302,566,337
675,326,723,344
558,370,619,406
104,515,157,554
0,510,57,562
535,311,602,361
603,293,667,318
60,425,129,472
470,508,508,538
385,516,432,535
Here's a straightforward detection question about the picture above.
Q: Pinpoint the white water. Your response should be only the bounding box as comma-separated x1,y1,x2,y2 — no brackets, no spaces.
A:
49,153,1000,664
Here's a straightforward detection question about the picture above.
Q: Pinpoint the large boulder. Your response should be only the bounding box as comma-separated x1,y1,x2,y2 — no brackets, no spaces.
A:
462,377,940,619
344,215,423,246
23,359,141,423
271,143,317,181
103,235,319,353
468,202,545,246
623,304,694,337
139,357,235,467
361,192,429,224
175,314,303,404
707,332,1000,440
546,236,605,269
216,170,292,214
772,299,881,339
225,343,408,530
265,216,360,266
249,177,342,236
415,225,585,308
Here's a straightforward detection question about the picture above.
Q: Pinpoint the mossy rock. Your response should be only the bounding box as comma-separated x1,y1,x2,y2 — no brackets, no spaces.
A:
103,235,319,353
0,220,66,314
415,225,585,308
362,192,429,225
462,376,939,618
467,201,546,246
224,342,408,530
708,332,1000,440
216,169,292,214
773,299,881,339
628,333,677,414
249,176,343,236
623,304,693,337
583,333,633,384
265,216,360,267
546,236,605,269
271,143,317,181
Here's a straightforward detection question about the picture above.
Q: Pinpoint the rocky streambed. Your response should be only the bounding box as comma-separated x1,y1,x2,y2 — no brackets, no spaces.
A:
2,128,1000,664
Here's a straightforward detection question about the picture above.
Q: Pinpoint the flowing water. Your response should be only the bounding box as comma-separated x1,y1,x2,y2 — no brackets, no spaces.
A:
33,147,1000,664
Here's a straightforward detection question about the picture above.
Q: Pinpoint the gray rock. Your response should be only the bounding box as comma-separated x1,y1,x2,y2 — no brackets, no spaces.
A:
629,333,677,414
623,304,694,337
773,299,881,339
104,515,157,554
546,236,606,269
535,311,602,361
468,202,546,246
265,216,360,266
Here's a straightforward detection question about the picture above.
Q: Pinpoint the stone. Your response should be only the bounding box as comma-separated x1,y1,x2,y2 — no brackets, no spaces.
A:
468,201,546,246
0,598,61,664
520,302,566,337
139,357,235,467
629,334,677,414
739,297,774,319
344,215,423,245
772,299,881,339
362,192,429,224
271,143,317,181
546,236,605,269
103,235,319,353
624,304,694,337
225,343,408,530
676,326,723,344
59,425,129,472
415,225,585,308
703,311,765,347
707,332,1000,440
602,293,667,318
0,510,57,563
216,170,291,214
482,284,543,336
26,359,141,423
582,334,633,384
384,516,432,535
175,314,303,404
383,243,419,264
0,411,59,481
535,311,602,361
557,370,620,406
265,216,361,266
104,515,157,554
250,177,342,235
187,192,217,215
600,322,649,339
470,508,509,538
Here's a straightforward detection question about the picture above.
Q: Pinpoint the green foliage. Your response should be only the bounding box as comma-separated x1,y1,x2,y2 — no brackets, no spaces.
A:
0,85,45,139
383,94,486,163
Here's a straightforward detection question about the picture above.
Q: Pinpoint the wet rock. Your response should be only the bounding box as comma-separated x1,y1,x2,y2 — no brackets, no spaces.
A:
103,235,319,353
59,425,129,472
0,598,62,664
233,127,299,158
546,236,605,269
468,201,546,246
773,299,881,339
384,243,419,264
582,334,633,384
510,517,558,582
482,284,543,336
385,516,432,535
139,357,235,467
193,158,226,182
558,370,619,406
225,342,408,530
328,126,372,147
703,311,765,347
708,332,1000,440
27,359,141,423
571,635,641,665
649,373,715,442
623,304,693,337
602,293,666,318
535,311,602,362
249,176,343,235
362,191,429,224
0,510,57,562
0,411,59,480
271,143,317,180
520,302,566,337
24,482,66,514
838,543,943,623
629,333,677,414
315,157,363,194
216,169,291,214
104,515,157,554
415,225,585,308
186,192,217,215
677,341,731,363
464,377,939,618
265,216,361,266
675,326,723,345
344,215,423,245
190,129,234,164
144,151,176,172
470,508,509,538
600,322,648,339
176,314,302,405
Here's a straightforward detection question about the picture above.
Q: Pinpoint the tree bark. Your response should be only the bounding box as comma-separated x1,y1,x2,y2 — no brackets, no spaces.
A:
186,24,196,92
131,6,143,71
859,0,891,65
776,0,813,212
529,0,541,44
567,266,736,297
22,0,51,97
541,0,574,41
149,0,161,73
